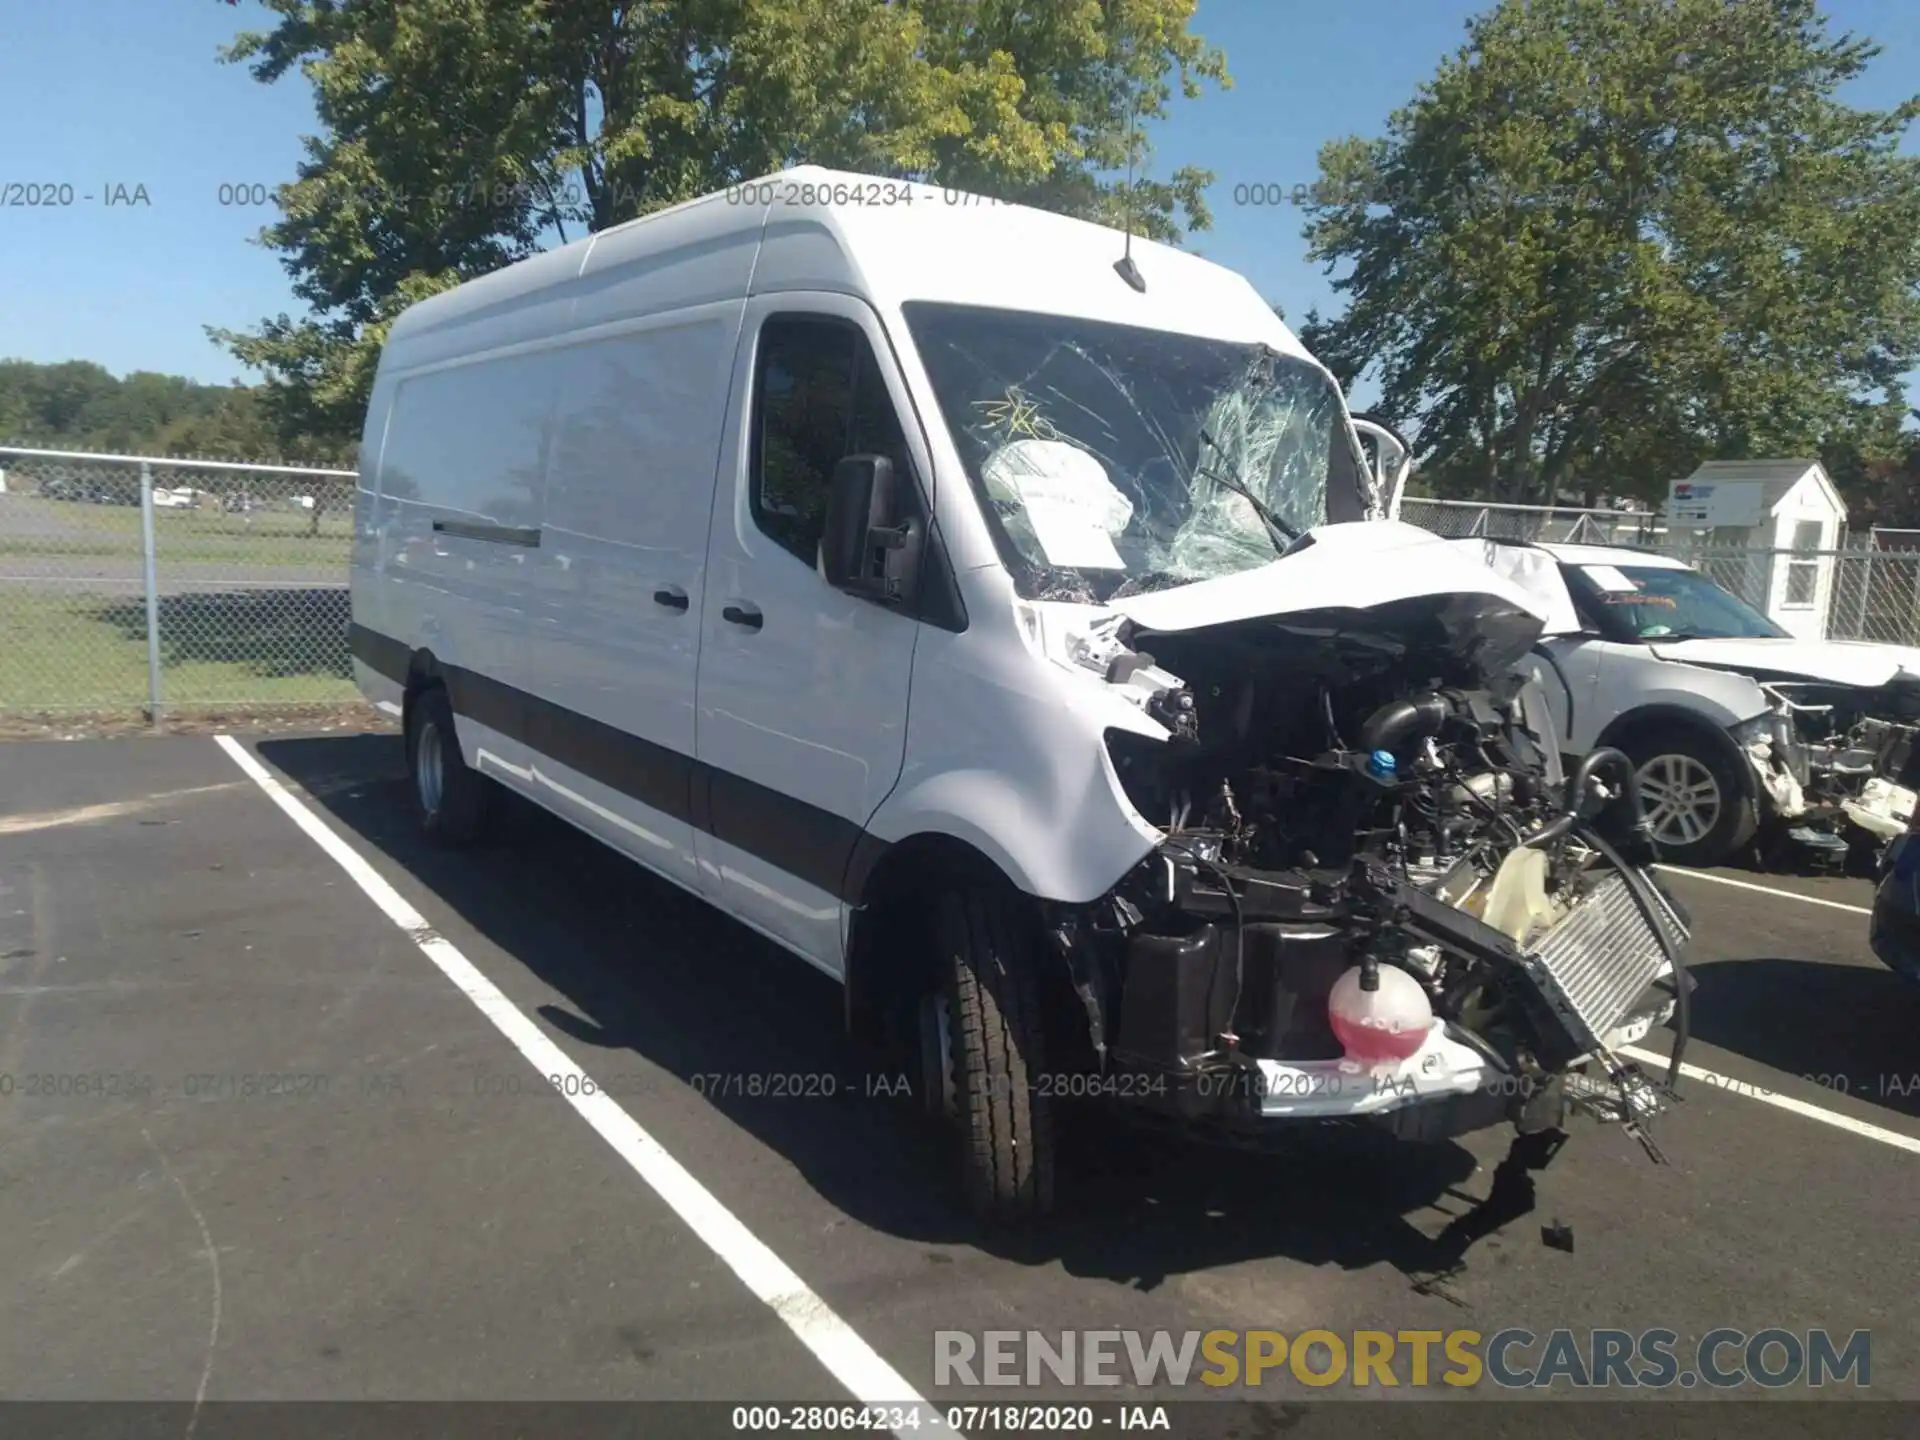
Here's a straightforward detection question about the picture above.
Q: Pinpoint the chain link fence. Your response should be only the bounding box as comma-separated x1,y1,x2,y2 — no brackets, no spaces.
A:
1398,496,1666,546
1402,495,1920,647
1829,548,1920,645
0,446,358,726
1677,544,1920,647
9,450,1920,725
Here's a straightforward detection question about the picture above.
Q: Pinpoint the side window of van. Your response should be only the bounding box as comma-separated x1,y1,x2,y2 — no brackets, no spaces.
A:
751,316,911,568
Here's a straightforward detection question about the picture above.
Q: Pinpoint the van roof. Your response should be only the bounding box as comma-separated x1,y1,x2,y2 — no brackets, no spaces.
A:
383,165,1317,371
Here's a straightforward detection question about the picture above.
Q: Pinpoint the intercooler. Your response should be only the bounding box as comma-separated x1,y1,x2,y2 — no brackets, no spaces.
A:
1515,871,1690,1070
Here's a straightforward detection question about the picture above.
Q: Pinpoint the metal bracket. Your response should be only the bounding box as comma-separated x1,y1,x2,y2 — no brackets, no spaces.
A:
1565,1053,1673,1163
1047,918,1109,1070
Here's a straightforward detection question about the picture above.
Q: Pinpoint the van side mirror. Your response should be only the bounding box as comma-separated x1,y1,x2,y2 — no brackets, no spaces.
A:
821,453,921,602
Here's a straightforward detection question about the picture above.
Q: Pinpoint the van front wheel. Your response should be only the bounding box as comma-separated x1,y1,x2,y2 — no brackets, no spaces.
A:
925,882,1057,1223
406,685,499,846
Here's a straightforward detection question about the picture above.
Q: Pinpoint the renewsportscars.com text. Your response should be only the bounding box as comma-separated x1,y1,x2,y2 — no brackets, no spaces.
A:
934,1328,1871,1390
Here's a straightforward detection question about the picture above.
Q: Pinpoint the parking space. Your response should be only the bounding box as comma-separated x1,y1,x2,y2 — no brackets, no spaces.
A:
1636,864,1919,1130
0,738,841,1402
3,730,1918,1415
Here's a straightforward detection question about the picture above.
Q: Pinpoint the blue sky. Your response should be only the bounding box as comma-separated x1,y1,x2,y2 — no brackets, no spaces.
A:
3,0,1916,416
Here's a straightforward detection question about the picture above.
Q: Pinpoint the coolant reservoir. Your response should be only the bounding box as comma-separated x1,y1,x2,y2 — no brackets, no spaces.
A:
1328,964,1434,1068
1480,846,1558,947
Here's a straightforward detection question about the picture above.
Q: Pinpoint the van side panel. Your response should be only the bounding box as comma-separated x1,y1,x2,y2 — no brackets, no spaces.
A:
349,209,765,898
348,371,405,715
375,344,559,734
513,303,745,888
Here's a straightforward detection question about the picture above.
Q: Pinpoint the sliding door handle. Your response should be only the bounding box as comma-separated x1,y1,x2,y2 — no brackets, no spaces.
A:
653,586,690,611
721,603,763,631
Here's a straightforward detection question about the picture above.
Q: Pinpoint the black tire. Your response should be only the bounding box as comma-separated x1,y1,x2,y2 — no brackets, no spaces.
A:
924,880,1057,1222
406,684,500,846
1619,726,1756,868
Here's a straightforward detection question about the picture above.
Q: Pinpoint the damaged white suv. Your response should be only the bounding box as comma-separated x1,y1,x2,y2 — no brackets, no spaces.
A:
1470,541,1920,869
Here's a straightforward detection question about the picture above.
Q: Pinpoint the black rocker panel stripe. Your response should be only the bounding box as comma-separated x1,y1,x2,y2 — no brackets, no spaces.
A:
348,623,411,688
349,622,883,904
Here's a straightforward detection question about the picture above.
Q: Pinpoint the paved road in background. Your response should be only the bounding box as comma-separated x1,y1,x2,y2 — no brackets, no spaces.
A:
1,733,1914,1425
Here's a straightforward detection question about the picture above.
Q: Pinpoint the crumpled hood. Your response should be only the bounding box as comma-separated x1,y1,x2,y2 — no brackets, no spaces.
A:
1106,519,1552,634
1648,636,1920,690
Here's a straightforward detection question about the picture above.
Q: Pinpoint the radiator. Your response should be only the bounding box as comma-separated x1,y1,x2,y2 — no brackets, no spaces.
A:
1518,871,1690,1066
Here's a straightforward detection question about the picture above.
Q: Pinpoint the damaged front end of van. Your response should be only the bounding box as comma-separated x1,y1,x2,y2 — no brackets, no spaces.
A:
894,307,1691,1172
1023,524,1694,1165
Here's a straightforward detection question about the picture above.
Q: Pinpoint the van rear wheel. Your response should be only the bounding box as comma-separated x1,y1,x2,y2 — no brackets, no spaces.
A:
406,685,499,846
923,881,1057,1223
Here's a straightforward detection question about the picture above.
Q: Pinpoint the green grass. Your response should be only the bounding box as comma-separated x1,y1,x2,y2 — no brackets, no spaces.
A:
0,587,358,711
0,495,351,565
0,535,350,563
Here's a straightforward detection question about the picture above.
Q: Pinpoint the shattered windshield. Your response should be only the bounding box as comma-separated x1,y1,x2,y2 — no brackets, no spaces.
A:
900,301,1366,603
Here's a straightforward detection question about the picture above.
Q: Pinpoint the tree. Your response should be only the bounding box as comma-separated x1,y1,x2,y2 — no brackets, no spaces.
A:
80,371,211,454
153,385,283,461
0,358,354,480
210,0,1228,450
0,360,120,444
1296,0,1920,506
1826,407,1920,529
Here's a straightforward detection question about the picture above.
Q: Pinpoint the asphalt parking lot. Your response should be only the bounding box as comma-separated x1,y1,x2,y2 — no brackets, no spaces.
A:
3,730,1917,1432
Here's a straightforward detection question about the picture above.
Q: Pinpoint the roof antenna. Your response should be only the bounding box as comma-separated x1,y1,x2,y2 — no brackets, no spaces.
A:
1113,43,1146,294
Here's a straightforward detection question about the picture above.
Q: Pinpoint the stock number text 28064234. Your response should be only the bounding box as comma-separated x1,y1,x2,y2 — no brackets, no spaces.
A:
981,1072,1170,1099
723,179,1016,209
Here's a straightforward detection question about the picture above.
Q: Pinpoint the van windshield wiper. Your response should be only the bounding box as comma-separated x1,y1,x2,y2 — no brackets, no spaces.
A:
1195,427,1298,549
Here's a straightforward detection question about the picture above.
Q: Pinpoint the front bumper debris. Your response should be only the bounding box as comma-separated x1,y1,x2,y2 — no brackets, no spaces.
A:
1099,847,1690,1146
1744,691,1920,862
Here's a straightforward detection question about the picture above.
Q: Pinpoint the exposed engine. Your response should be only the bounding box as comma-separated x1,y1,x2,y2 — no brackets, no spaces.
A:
1054,593,1693,1159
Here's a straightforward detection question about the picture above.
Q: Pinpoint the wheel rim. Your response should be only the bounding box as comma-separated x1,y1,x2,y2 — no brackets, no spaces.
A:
918,989,957,1122
416,719,445,816
1634,752,1721,847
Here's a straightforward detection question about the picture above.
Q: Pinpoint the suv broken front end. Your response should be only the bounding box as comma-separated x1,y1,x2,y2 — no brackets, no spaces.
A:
1737,679,1920,868
1046,575,1694,1164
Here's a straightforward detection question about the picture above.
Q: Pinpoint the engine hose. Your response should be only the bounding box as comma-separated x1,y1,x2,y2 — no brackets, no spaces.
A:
1357,693,1450,754
1216,865,1247,1044
1567,746,1659,860
1523,748,1645,850
1572,821,1690,1097
1522,811,1576,849
1186,852,1247,1053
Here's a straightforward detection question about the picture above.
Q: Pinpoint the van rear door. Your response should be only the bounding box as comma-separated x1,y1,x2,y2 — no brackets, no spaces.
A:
693,295,930,973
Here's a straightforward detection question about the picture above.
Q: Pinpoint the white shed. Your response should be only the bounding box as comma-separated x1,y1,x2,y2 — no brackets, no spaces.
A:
1663,459,1848,640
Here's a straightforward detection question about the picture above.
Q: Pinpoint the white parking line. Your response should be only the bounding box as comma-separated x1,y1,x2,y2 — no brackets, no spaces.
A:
1640,869,1915,1153
1654,865,1873,916
213,734,955,1436
1620,1045,1920,1157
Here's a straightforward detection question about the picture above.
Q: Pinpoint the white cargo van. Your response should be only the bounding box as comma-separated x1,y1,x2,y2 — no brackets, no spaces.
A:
351,166,1693,1219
